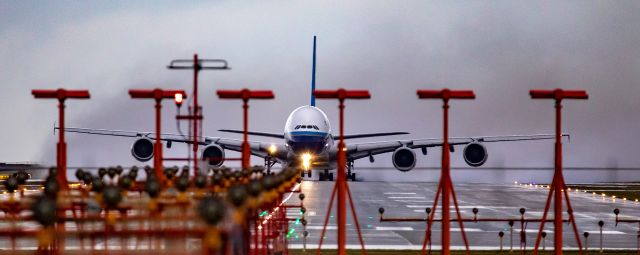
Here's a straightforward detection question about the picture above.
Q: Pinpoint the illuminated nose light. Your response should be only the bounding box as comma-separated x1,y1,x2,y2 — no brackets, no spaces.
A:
301,153,312,169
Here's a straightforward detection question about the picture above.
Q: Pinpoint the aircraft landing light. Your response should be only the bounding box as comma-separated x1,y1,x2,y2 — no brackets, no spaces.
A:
301,153,312,169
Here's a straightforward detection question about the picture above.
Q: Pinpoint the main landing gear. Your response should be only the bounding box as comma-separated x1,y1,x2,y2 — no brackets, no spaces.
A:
264,156,276,175
318,169,333,181
346,160,356,182
318,161,357,182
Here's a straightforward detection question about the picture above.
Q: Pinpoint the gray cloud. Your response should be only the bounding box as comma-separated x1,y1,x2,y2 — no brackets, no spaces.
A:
1,1,639,176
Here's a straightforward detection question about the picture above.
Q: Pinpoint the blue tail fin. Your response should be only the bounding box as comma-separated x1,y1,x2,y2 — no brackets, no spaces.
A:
310,36,317,106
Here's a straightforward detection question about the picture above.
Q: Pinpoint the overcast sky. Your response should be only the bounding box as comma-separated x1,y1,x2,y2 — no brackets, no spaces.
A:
1,1,639,171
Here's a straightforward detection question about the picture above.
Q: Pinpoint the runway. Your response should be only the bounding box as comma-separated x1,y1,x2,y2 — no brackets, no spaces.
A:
287,181,640,250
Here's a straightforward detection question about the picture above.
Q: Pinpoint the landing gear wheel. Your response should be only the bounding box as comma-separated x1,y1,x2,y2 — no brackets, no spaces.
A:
307,170,312,178
301,171,306,178
328,173,334,182
319,172,325,181
350,173,356,182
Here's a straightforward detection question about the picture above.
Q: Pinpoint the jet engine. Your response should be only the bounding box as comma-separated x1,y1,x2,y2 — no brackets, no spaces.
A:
202,145,225,167
392,147,416,172
463,142,488,167
131,138,154,162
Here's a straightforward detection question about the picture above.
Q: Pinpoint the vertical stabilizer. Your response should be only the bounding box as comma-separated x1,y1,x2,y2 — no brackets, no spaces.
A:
310,36,317,106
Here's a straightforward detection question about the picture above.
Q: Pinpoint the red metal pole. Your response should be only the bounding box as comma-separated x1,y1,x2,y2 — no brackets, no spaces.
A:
154,98,163,181
417,89,474,255
314,89,370,255
193,54,199,176
554,99,563,255
337,99,346,255
129,89,187,181
33,89,90,188
58,99,67,187
529,88,588,254
217,89,274,170
442,99,450,255
243,99,250,170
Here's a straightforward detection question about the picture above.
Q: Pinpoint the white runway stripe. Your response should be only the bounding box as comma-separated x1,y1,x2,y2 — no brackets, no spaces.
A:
384,192,417,195
451,228,483,232
388,196,426,199
406,205,430,208
523,229,626,235
306,226,337,230
375,226,414,231
287,244,607,250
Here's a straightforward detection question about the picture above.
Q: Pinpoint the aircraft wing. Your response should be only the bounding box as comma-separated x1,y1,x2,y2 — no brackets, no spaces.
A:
218,129,409,140
57,127,287,161
345,134,568,161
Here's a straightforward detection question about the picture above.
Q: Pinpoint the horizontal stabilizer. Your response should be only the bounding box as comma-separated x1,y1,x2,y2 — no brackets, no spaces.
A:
218,129,285,139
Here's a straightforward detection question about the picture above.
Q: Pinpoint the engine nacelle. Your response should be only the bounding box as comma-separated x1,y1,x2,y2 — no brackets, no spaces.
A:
392,147,416,172
131,138,154,162
202,145,225,167
463,142,488,167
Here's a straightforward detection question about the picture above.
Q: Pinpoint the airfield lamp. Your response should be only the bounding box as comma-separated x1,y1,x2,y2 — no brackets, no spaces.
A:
174,92,184,108
268,144,277,155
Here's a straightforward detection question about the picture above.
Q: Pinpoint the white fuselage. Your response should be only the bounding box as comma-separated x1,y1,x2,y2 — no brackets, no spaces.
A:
283,106,335,169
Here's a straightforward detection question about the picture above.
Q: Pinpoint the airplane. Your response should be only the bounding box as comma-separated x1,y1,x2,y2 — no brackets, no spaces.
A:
58,36,562,181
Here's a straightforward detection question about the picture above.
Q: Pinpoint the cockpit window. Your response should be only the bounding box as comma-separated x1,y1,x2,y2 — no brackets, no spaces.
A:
295,125,320,130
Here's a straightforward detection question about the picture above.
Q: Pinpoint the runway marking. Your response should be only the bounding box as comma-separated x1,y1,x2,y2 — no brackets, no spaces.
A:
375,226,414,231
306,226,337,230
406,205,521,209
451,228,483,232
456,205,518,209
384,192,417,195
517,229,626,234
288,244,616,250
574,212,598,220
521,229,626,235
388,196,426,199
396,200,431,203
412,209,475,213
406,205,430,208
524,229,554,233
582,230,626,234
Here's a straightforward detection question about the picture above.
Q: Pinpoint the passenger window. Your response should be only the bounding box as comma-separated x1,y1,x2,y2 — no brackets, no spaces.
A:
295,125,300,130
313,125,319,130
